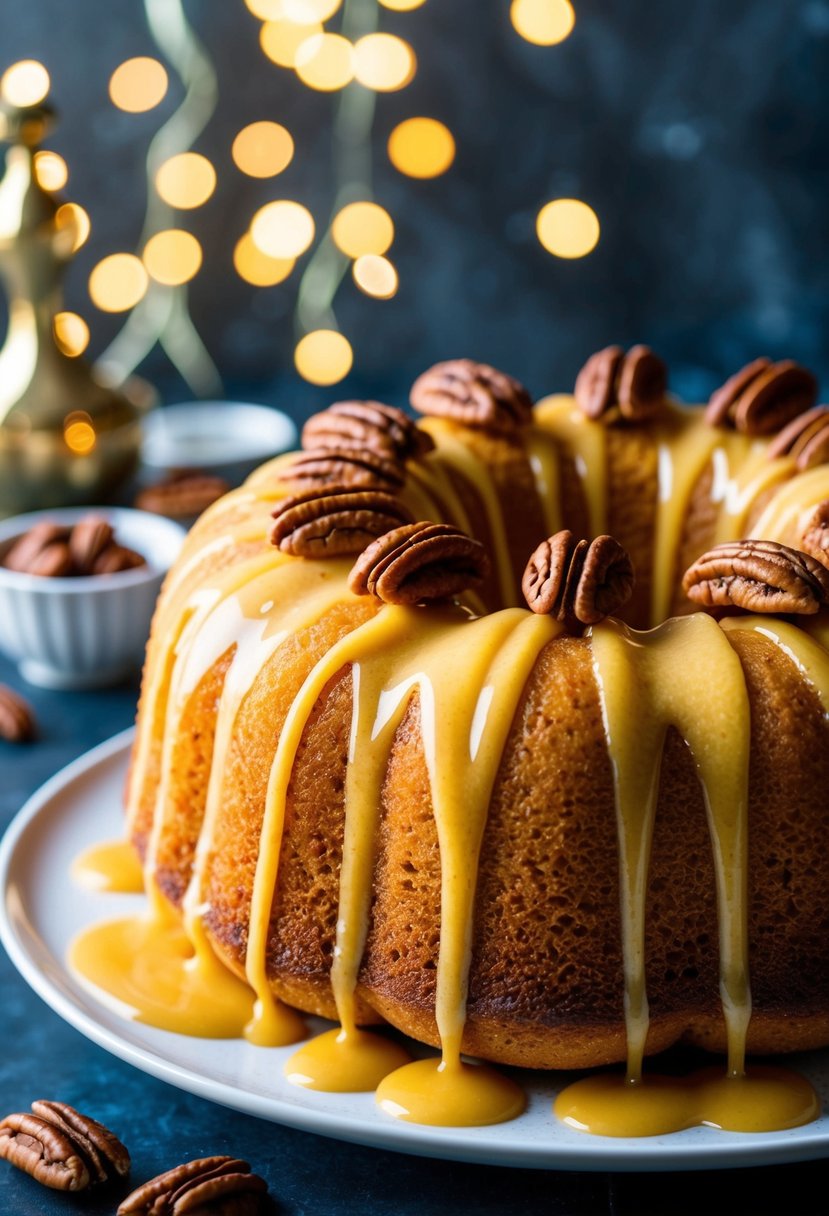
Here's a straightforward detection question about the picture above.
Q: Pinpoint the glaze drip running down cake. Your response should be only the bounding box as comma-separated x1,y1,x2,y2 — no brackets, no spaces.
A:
70,349,829,1135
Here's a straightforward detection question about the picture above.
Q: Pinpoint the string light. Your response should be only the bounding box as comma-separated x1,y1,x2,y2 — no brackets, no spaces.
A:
331,201,394,257
353,254,398,299
155,152,216,209
0,60,50,107
55,203,91,252
387,117,455,178
53,311,90,358
260,18,323,69
379,0,427,9
33,151,68,192
283,0,342,19
109,57,169,113
536,198,600,258
63,412,96,454
89,254,148,312
232,121,294,178
251,200,315,258
233,233,295,285
295,329,353,385
353,33,416,91
510,0,575,45
143,230,203,285
295,33,354,91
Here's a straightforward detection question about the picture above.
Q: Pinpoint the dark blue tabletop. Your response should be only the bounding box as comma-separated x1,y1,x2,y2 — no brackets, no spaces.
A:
1,653,829,1215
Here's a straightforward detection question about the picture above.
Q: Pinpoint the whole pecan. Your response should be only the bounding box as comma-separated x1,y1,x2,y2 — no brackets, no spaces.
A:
277,447,405,492
521,530,634,634
574,345,667,424
409,359,533,433
0,1101,129,1193
91,543,147,574
271,485,414,558
3,521,71,574
135,471,230,520
69,515,114,573
0,684,36,742
766,404,829,470
117,1155,267,1216
802,501,829,571
348,520,489,604
301,400,434,461
705,358,817,435
682,539,829,615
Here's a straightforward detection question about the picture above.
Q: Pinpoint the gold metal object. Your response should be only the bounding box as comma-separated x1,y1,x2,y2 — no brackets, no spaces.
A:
0,98,146,516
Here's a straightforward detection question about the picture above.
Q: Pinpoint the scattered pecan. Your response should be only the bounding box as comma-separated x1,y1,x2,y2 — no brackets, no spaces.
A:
574,345,667,424
277,447,405,492
117,1155,267,1216
802,501,829,571
705,358,817,435
135,471,230,520
409,359,533,433
271,485,414,558
348,520,489,605
0,1101,129,1193
766,404,829,470
301,400,434,461
69,515,114,573
3,521,70,573
0,684,36,742
682,539,829,615
521,530,634,633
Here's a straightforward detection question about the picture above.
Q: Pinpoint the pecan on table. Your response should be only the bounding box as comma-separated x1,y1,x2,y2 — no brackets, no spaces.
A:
277,447,405,492
521,530,635,634
348,520,489,604
409,359,533,433
301,400,434,461
135,471,230,520
117,1155,268,1216
0,1101,129,1192
705,358,818,435
574,345,667,424
270,485,415,558
801,501,829,571
0,684,36,742
766,404,829,471
682,539,829,615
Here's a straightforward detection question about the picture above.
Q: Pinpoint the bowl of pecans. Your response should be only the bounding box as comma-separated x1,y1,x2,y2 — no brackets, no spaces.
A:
0,507,186,690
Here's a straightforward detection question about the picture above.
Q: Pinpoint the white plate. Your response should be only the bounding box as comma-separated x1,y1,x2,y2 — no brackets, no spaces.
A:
2,730,829,1172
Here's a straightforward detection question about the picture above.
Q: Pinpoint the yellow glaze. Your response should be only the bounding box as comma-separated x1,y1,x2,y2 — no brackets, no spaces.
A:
535,394,607,535
376,1058,525,1127
71,840,144,894
285,1027,411,1092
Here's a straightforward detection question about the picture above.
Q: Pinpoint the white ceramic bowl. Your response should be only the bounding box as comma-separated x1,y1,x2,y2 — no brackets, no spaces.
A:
140,401,297,487
0,508,186,690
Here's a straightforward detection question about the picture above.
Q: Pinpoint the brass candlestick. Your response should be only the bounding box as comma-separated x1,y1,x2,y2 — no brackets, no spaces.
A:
0,97,146,517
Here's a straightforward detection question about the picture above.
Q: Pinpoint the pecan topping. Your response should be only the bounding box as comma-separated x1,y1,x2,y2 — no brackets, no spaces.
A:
135,471,230,520
271,486,414,558
348,521,489,604
705,358,818,435
766,404,829,470
277,447,405,492
117,1155,267,1216
521,531,634,633
574,345,667,424
302,400,434,461
802,501,829,571
682,539,829,615
409,359,533,433
0,684,36,742
69,515,114,573
3,521,71,574
0,1101,129,1193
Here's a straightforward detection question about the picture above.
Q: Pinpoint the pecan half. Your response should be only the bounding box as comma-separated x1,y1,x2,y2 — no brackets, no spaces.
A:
277,447,404,492
0,684,36,742
766,404,829,470
117,1155,267,1216
135,471,230,520
271,486,414,558
3,521,71,574
574,345,667,424
802,501,829,571
31,1100,130,1184
521,531,634,633
91,543,147,574
69,515,114,573
682,539,829,615
705,358,818,435
0,1102,128,1193
348,520,489,604
302,400,434,461
409,359,533,433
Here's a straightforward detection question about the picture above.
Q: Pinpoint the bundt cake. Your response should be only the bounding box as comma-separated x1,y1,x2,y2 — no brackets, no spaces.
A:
69,348,829,1134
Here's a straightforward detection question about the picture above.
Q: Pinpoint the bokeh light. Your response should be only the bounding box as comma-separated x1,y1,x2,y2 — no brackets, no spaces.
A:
353,34,416,91
53,311,90,358
331,201,394,257
233,233,295,286
155,152,216,209
244,0,284,17
251,200,315,258
295,329,353,385
387,117,455,178
33,150,68,192
283,0,342,19
232,121,294,178
63,412,96,454
379,0,427,9
109,57,169,113
353,254,398,299
260,18,323,68
88,253,148,312
0,60,50,108
143,230,203,285
536,198,600,258
55,202,91,252
510,0,575,45
295,33,354,91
